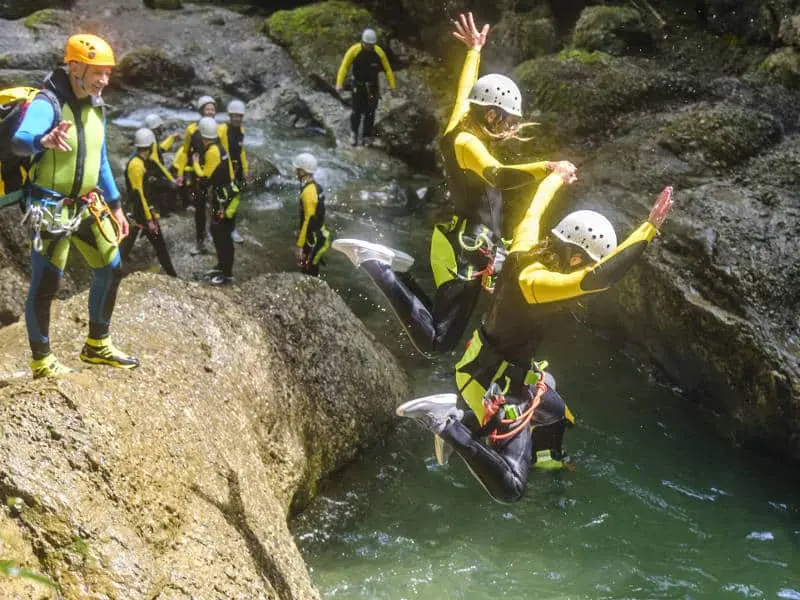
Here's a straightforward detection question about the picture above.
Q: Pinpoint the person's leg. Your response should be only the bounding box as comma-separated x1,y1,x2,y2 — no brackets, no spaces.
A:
362,87,379,142
193,185,207,251
145,228,178,277
442,417,532,503
26,231,70,372
359,260,481,355
350,86,367,145
210,216,235,281
307,228,331,276
72,213,139,368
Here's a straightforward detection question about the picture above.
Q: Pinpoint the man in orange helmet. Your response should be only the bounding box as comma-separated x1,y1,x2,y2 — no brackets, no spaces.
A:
12,33,139,378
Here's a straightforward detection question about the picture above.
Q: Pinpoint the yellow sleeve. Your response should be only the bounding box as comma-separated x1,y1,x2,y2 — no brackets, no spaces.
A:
173,124,197,175
517,222,659,305
148,143,175,183
127,158,153,221
336,44,362,88
454,131,550,188
159,134,177,152
511,174,565,253
193,144,221,179
240,143,249,176
444,49,481,134
224,191,240,219
218,123,230,154
374,45,396,89
296,185,318,247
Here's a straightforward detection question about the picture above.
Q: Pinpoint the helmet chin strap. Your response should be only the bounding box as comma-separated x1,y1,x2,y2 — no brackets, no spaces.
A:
70,64,90,97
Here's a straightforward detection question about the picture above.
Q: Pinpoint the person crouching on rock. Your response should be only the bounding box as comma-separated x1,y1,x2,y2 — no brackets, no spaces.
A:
191,117,239,286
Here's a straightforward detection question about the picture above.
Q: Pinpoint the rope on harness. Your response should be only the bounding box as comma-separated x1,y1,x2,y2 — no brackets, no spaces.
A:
488,379,548,444
84,190,121,244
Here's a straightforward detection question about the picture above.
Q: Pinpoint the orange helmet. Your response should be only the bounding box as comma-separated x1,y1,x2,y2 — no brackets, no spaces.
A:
64,34,116,66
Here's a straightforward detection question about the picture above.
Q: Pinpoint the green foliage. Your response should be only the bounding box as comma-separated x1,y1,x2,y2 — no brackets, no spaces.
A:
0,560,57,589
757,48,800,89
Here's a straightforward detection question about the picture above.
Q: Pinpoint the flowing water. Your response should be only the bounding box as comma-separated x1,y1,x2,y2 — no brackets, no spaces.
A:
114,110,800,600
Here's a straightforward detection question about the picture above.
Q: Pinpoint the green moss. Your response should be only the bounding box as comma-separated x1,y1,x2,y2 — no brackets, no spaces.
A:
757,47,800,89
556,48,611,65
70,536,90,559
22,9,58,30
573,5,651,55
264,1,378,83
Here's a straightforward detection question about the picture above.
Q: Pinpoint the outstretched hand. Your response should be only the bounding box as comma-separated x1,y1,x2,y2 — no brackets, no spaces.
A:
452,12,489,51
40,120,73,152
648,186,674,229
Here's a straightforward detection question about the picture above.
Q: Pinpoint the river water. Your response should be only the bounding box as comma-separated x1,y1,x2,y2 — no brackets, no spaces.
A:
114,110,800,600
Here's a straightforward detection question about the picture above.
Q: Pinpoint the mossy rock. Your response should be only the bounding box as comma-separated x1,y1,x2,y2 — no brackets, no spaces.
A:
22,8,64,29
142,0,182,9
264,1,381,87
483,12,557,68
757,47,800,89
572,5,652,56
658,105,782,169
513,51,700,138
114,48,195,92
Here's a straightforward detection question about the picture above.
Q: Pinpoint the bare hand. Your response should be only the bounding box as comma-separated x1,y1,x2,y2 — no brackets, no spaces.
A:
176,176,184,187
452,12,490,51
295,246,304,262
648,186,674,229
191,152,200,163
112,206,129,240
335,86,343,94
40,120,73,151
549,160,578,184
244,173,254,185
147,219,158,233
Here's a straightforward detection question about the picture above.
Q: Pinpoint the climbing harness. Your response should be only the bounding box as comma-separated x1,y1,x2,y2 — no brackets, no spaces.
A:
21,187,119,251
481,377,549,445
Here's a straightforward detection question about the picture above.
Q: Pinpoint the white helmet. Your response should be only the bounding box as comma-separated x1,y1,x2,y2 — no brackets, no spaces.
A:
198,116,219,140
134,127,155,148
293,152,317,174
196,95,216,111
551,210,618,262
361,28,377,44
468,74,523,118
227,99,245,115
144,113,163,130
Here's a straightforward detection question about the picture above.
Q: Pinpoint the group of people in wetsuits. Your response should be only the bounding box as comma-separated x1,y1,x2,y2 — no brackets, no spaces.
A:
10,19,674,504
332,13,675,503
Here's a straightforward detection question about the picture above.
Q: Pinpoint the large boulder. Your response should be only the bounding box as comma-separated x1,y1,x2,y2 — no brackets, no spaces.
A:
481,10,557,71
375,100,438,170
114,47,195,92
572,5,653,56
0,272,410,597
757,47,800,89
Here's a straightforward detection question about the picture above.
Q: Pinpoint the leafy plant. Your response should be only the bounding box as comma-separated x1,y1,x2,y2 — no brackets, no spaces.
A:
0,560,58,589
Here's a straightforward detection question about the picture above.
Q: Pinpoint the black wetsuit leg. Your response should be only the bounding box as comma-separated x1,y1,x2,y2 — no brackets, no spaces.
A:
211,215,235,277
144,228,178,277
441,417,532,504
360,260,482,354
194,185,208,246
362,84,379,138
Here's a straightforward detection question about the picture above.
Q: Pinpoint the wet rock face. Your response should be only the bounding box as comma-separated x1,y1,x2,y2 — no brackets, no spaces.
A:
375,100,438,170
0,0,74,20
114,47,195,91
0,272,409,597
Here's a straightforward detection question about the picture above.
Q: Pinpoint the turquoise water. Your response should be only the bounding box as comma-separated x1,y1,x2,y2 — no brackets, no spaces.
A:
292,324,800,599
114,109,800,599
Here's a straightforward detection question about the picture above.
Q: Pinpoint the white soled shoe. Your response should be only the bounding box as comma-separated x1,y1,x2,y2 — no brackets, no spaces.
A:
332,238,414,273
396,393,462,435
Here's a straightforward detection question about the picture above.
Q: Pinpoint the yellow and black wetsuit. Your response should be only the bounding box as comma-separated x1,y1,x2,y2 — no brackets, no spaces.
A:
296,178,330,276
173,121,210,224
354,47,553,356
219,122,248,186
144,130,178,215
193,141,239,277
336,42,395,141
119,152,177,277
438,173,661,503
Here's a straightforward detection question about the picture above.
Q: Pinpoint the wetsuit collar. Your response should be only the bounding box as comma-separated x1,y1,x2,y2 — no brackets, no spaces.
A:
43,67,107,108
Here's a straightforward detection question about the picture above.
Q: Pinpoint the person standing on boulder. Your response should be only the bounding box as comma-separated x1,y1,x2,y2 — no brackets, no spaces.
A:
173,95,217,255
191,116,239,286
335,28,396,147
333,12,576,357
219,99,250,244
120,128,178,277
11,34,138,378
397,178,675,503
293,152,330,276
